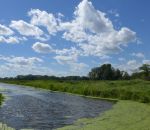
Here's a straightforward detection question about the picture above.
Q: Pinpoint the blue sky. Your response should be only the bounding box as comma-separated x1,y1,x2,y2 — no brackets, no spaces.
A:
0,0,149,77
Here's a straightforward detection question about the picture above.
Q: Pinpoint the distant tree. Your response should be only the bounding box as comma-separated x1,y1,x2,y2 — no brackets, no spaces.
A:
100,64,114,80
88,67,102,80
114,69,123,80
122,71,130,80
131,72,143,79
139,64,150,77
88,64,124,80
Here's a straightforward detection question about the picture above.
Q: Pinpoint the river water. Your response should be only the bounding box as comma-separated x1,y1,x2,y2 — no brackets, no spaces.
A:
0,83,113,130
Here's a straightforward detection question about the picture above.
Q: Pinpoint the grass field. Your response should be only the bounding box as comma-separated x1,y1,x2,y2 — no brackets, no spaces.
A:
0,93,4,105
2,79,150,103
57,100,150,130
1,79,150,130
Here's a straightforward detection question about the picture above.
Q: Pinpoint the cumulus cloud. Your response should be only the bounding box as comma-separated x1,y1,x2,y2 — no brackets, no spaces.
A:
55,47,80,56
116,60,139,74
143,60,150,64
108,9,120,17
0,55,57,77
54,47,88,73
28,0,137,72
0,36,27,44
118,57,125,61
0,24,14,36
60,0,136,57
69,62,89,72
0,36,19,43
0,0,140,76
74,0,113,33
4,0,137,59
54,55,77,64
32,42,53,53
28,9,59,35
116,58,150,74
54,54,88,73
10,20,44,37
131,52,145,58
0,55,43,66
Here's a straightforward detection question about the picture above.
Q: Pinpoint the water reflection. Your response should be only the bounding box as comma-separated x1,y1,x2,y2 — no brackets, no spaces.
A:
0,122,34,130
0,83,113,130
0,123,15,130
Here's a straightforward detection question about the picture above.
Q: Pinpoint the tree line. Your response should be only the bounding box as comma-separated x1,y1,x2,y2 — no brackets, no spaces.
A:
0,64,149,81
88,64,150,80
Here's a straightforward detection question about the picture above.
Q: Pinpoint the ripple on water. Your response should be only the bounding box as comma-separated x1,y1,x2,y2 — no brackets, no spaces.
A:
0,83,114,130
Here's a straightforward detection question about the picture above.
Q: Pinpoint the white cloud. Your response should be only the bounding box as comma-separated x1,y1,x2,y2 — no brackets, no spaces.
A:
73,0,113,33
108,9,120,17
0,36,19,43
0,55,43,66
131,52,145,58
70,62,88,72
118,57,125,61
4,0,137,59
116,60,140,74
0,24,14,36
54,54,88,74
143,60,150,64
54,46,88,74
55,47,80,56
28,9,59,35
60,0,136,57
54,55,77,64
10,20,44,37
127,60,137,66
0,55,57,77
116,59,150,74
32,42,53,53
0,36,26,44
0,0,140,77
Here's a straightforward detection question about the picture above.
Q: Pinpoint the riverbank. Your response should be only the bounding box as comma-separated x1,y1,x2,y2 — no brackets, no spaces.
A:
57,100,150,130
0,93,4,106
1,79,150,103
0,80,150,130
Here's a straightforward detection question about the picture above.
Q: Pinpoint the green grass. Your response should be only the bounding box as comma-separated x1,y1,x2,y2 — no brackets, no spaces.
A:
0,122,33,130
1,79,150,130
0,93,4,106
2,79,150,103
56,100,150,130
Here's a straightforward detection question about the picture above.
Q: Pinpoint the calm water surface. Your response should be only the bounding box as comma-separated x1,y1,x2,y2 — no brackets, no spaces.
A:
0,83,113,130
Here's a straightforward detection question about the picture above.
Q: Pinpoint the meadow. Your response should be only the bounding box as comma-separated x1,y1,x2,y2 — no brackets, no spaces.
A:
2,79,150,103
1,79,150,130
0,93,4,105
57,100,150,130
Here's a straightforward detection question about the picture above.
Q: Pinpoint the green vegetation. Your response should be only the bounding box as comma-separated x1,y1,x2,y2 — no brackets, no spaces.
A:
88,63,150,80
0,93,4,106
57,100,150,130
88,64,130,80
2,79,150,103
0,63,149,129
0,123,15,130
0,122,33,130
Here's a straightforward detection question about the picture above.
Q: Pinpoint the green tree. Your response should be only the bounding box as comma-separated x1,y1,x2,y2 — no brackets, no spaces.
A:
88,64,124,80
122,71,130,80
139,64,150,78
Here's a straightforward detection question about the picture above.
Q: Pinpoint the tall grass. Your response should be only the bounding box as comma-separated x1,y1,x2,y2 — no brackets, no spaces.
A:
0,93,4,105
2,79,150,103
57,101,150,130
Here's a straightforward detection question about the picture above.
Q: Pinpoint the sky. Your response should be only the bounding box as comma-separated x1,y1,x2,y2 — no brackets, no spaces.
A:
0,0,150,77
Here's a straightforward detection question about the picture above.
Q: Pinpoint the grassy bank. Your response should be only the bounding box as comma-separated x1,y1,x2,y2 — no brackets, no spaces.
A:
1,79,150,103
1,80,150,130
57,100,150,130
0,93,4,106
